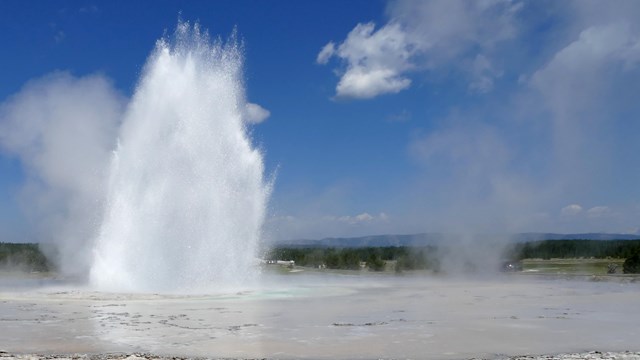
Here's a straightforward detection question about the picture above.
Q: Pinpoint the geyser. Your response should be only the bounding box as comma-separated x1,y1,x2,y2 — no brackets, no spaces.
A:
90,22,270,292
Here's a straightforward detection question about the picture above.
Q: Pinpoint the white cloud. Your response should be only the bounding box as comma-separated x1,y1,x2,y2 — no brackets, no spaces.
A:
337,212,389,225
244,102,270,124
318,0,522,99
561,204,583,216
336,66,411,99
355,212,374,222
326,22,414,99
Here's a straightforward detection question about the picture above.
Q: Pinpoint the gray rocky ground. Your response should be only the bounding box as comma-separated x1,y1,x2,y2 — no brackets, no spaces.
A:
1,351,640,360
2,275,640,359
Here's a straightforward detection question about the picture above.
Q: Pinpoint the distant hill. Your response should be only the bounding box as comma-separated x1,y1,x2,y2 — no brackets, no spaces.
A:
276,232,640,248
276,233,445,248
512,233,640,242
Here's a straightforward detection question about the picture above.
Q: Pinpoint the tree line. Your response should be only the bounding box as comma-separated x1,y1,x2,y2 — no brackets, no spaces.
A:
268,239,640,273
0,242,51,272
2,239,640,274
506,240,640,260
265,246,436,272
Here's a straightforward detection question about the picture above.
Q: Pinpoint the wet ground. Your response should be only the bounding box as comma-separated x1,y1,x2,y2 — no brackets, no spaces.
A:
1,272,639,359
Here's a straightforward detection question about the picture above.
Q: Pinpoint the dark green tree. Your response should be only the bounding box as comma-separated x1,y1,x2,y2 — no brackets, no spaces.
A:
367,253,385,271
340,249,361,270
623,252,640,274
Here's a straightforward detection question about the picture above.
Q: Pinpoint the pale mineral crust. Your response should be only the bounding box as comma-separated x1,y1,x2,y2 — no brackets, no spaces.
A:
2,351,640,360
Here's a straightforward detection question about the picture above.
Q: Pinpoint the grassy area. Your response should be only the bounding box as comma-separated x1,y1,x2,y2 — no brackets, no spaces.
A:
522,258,625,275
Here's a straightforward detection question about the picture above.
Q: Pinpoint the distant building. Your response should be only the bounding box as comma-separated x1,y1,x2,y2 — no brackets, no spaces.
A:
263,259,295,268
500,260,523,272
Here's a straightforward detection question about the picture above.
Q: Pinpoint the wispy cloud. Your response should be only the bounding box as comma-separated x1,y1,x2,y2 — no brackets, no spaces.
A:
335,212,389,225
266,211,391,241
468,54,502,94
587,206,612,219
561,204,583,216
316,42,336,65
79,5,99,14
386,109,412,123
54,30,65,43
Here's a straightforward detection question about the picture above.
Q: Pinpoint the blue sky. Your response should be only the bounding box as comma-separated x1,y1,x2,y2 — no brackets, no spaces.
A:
1,0,640,243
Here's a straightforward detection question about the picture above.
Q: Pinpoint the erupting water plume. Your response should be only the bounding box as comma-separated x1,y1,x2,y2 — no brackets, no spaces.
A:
90,22,270,292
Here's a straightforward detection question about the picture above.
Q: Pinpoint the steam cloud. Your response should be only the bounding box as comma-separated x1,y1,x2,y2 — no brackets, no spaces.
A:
310,0,640,236
0,72,123,276
293,0,640,273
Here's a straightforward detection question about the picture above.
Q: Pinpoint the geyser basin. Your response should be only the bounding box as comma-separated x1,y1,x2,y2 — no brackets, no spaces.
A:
90,22,270,293
1,274,639,359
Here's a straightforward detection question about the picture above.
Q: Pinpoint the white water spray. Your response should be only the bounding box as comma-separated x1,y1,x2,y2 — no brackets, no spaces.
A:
90,23,270,292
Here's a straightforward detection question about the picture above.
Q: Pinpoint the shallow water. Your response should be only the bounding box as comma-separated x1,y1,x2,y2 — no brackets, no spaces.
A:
1,272,639,359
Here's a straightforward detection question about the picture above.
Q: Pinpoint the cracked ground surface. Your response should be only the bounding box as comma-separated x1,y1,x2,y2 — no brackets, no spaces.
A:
1,274,639,359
